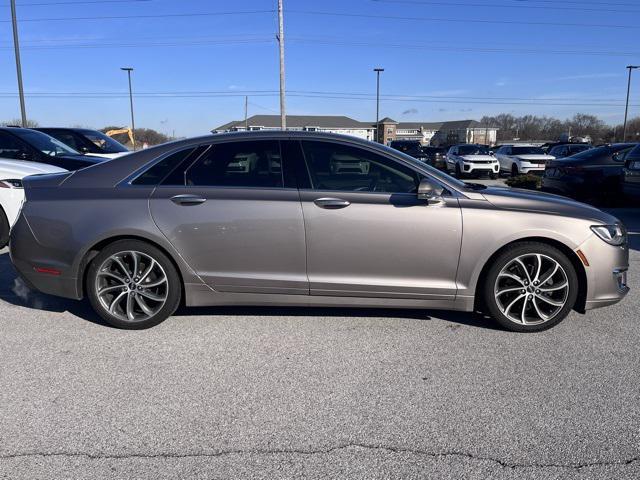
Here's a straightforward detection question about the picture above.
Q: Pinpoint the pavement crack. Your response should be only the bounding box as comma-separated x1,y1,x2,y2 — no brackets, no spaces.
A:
1,444,638,470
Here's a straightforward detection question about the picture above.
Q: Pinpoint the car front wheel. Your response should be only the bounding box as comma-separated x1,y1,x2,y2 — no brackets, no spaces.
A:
0,207,9,249
86,240,181,329
482,242,578,332
511,163,519,177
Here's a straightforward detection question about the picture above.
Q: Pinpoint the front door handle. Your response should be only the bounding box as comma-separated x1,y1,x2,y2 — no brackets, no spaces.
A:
313,197,351,209
170,194,207,206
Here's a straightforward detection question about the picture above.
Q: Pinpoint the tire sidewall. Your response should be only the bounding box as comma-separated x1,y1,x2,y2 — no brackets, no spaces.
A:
86,240,181,329
483,242,578,332
0,207,9,249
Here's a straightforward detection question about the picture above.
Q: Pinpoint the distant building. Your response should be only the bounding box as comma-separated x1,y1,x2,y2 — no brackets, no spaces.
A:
213,115,498,146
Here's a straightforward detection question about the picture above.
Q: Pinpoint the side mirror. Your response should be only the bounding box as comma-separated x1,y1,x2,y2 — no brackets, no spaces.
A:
417,178,444,201
17,151,32,160
489,151,495,156
79,146,90,153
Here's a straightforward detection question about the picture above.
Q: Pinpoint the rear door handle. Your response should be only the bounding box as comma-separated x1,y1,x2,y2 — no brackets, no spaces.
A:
313,197,351,209
170,194,207,206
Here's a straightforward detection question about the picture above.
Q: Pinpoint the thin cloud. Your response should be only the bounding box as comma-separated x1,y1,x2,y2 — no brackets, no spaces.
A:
552,73,621,81
402,108,418,115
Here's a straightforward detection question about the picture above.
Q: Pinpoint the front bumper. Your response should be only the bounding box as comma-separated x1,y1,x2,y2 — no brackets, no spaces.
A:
519,163,546,174
577,233,630,311
462,162,499,174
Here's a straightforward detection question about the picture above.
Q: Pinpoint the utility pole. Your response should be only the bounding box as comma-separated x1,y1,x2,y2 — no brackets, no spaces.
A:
10,0,27,127
277,0,286,129
121,67,136,150
374,68,384,143
244,95,249,130
623,65,639,142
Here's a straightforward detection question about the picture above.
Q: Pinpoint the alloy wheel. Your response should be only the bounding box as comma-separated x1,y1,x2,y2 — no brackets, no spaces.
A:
494,253,569,326
95,250,168,323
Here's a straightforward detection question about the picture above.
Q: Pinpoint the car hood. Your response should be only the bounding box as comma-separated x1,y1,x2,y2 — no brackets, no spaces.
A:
0,158,67,178
460,154,496,161
480,186,619,224
515,154,555,161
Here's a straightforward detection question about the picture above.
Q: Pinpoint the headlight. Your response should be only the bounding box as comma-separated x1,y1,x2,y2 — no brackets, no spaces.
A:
0,179,23,189
590,224,627,246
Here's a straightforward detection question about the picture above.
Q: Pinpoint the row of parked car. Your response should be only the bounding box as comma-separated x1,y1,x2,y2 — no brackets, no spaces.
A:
389,139,640,205
0,126,130,247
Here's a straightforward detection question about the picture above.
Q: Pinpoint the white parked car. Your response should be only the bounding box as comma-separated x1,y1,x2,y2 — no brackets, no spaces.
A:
0,159,66,247
495,145,555,176
446,144,499,178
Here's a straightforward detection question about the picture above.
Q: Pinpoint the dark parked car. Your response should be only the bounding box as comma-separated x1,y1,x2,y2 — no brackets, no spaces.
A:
541,141,590,154
622,144,640,204
547,143,592,159
420,146,447,170
35,128,129,159
542,143,637,204
388,140,428,162
0,127,105,171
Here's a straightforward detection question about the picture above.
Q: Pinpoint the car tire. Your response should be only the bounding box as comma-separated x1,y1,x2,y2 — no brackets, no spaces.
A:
86,239,182,329
455,163,463,178
489,172,497,180
0,207,9,249
482,242,578,332
511,164,519,177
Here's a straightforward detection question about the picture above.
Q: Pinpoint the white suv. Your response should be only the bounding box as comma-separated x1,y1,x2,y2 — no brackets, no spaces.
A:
495,145,554,176
446,144,499,178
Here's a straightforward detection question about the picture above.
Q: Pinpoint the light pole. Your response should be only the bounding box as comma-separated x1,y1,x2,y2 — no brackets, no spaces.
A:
277,0,286,130
623,65,639,142
10,0,27,127
374,68,384,143
121,67,136,150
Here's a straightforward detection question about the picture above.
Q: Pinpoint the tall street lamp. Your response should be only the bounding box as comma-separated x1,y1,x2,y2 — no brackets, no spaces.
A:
10,0,27,127
121,67,136,150
623,65,639,142
374,68,384,143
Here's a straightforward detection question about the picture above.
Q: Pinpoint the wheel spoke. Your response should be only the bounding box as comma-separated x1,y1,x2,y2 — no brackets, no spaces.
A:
97,271,127,284
531,297,550,321
138,259,156,283
498,272,525,285
535,294,565,307
141,274,166,289
521,295,528,325
130,251,139,278
135,295,154,317
496,286,523,296
539,264,559,286
113,256,132,280
538,282,568,292
98,285,125,295
515,258,532,284
138,289,167,302
504,294,525,316
533,254,542,282
108,291,127,314
126,293,135,321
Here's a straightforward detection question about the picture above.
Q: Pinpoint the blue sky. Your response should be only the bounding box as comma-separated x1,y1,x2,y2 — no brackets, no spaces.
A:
0,0,638,137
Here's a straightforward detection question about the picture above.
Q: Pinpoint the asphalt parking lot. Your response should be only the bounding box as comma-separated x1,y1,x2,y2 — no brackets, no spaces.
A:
1,207,639,479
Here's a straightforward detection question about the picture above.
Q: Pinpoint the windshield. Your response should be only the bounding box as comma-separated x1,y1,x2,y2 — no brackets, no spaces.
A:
458,145,489,155
13,129,79,156
79,129,129,153
511,146,545,155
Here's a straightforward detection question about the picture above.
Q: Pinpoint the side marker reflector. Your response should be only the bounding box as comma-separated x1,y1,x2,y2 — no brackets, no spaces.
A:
34,267,61,276
576,249,589,267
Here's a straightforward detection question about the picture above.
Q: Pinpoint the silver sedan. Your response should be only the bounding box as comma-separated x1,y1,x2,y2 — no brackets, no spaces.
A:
9,132,629,332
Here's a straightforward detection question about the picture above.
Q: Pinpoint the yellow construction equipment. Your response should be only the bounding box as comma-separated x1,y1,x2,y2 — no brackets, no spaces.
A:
106,128,135,149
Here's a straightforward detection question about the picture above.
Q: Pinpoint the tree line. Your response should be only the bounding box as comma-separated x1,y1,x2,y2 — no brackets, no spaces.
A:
480,113,640,144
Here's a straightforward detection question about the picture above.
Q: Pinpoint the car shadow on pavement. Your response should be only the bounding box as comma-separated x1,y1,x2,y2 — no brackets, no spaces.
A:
0,252,501,330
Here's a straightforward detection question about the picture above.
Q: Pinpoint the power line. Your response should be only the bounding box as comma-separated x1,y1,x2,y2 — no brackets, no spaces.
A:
371,0,639,14
288,9,640,30
12,0,152,5
0,9,275,23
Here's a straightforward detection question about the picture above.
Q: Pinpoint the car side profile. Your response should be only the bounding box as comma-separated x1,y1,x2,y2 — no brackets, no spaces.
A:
445,144,499,178
34,128,130,159
10,132,629,332
0,127,106,171
495,145,555,176
547,143,592,159
0,159,66,247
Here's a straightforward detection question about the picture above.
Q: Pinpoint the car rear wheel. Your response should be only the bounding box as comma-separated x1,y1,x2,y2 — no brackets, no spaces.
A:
482,242,578,332
0,207,9,249
86,240,181,329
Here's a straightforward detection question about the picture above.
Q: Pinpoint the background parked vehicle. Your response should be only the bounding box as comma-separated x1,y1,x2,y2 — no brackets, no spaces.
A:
0,159,66,247
420,146,448,170
495,145,555,176
446,144,499,178
0,127,106,171
541,141,591,153
35,128,129,159
547,143,592,159
10,132,628,332
542,143,637,204
622,144,640,205
388,140,429,163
